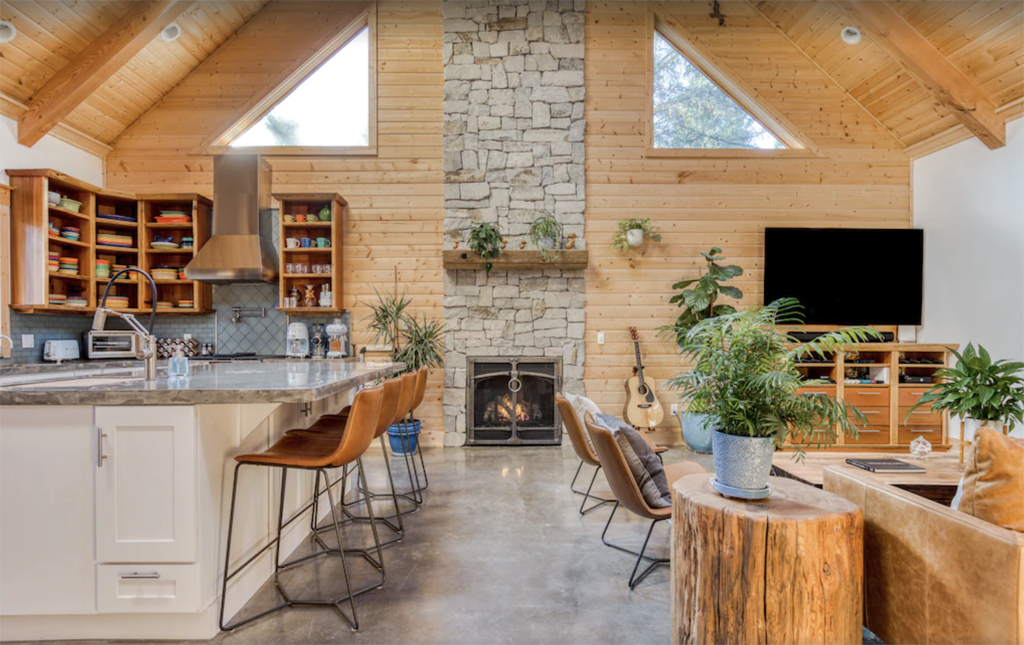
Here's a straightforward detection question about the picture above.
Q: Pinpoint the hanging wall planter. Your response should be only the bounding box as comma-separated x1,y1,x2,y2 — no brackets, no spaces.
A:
613,218,661,251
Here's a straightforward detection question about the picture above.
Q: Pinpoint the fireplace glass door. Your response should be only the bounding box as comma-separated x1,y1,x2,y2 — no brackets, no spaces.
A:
467,358,561,445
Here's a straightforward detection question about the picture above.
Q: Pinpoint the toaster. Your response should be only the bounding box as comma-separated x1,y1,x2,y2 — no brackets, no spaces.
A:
43,339,80,363
86,330,139,359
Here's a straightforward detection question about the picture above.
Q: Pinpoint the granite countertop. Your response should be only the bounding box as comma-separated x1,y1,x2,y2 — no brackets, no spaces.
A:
0,361,404,406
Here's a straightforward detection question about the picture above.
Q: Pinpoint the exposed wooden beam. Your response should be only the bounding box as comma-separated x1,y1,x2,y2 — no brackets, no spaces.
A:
1,93,113,158
835,0,1005,150
17,0,193,148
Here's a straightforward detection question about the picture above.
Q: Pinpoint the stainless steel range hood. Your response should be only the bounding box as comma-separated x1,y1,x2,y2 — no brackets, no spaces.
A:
184,155,279,284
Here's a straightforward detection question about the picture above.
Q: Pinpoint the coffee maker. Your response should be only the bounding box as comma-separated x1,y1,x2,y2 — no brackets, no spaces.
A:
286,323,309,358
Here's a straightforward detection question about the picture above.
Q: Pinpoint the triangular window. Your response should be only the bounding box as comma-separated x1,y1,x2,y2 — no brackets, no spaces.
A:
231,27,370,148
652,30,785,150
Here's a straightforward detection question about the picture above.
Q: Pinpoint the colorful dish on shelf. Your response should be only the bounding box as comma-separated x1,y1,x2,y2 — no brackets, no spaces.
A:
151,268,179,281
177,300,194,308
159,210,189,216
57,197,82,213
154,215,191,224
97,214,138,224
96,233,134,248
105,296,130,309
156,300,175,308
151,241,180,250
48,294,67,306
66,296,87,307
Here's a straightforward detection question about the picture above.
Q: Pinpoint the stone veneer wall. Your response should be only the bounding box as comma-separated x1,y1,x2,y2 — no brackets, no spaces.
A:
442,0,586,446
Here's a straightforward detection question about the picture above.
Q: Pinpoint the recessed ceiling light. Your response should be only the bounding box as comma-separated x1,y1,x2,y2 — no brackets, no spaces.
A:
841,26,862,45
159,23,181,42
0,21,17,44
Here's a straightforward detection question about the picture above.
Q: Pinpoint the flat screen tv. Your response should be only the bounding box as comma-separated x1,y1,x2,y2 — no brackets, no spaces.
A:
763,228,923,325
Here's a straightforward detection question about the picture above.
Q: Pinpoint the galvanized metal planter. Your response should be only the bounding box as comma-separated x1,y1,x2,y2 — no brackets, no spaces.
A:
711,431,774,493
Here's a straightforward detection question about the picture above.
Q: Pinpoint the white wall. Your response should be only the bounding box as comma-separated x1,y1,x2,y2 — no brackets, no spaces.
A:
0,114,104,187
914,118,1024,438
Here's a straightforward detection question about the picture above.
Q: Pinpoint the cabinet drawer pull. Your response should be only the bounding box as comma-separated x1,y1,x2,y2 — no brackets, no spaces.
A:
855,391,881,396
120,572,160,579
909,411,933,415
97,427,107,467
857,429,882,433
861,411,882,415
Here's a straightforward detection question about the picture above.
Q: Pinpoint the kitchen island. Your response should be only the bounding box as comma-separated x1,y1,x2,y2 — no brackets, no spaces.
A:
0,360,404,641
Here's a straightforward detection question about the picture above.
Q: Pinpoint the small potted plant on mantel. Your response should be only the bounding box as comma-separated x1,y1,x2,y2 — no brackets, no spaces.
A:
612,217,661,251
905,343,1024,441
670,298,881,499
529,214,562,261
468,222,504,276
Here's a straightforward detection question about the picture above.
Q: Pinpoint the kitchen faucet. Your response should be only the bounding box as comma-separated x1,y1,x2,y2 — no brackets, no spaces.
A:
92,268,159,381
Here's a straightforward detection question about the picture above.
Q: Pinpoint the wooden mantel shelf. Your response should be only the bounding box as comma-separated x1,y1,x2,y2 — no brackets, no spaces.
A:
442,249,589,271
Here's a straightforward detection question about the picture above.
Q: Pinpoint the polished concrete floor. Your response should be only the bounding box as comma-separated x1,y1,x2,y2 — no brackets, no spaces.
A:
34,444,881,644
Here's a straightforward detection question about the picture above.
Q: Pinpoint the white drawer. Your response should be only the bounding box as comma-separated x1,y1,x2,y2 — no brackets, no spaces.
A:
97,564,199,613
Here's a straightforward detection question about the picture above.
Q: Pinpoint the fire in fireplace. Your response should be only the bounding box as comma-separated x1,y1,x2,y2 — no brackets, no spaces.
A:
467,357,562,446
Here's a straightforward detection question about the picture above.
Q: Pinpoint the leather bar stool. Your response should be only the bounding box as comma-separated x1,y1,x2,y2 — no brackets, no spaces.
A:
220,386,385,632
404,367,430,492
555,393,614,515
389,371,424,506
288,378,407,546
583,413,706,588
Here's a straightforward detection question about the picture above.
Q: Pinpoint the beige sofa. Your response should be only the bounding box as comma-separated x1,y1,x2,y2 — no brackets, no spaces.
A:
824,466,1024,645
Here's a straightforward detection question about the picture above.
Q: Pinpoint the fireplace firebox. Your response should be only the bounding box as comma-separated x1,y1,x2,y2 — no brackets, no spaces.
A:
466,357,562,446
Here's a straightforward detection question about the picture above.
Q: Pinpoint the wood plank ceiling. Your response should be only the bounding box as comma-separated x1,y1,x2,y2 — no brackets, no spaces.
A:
753,0,1023,151
0,0,1020,156
0,0,269,145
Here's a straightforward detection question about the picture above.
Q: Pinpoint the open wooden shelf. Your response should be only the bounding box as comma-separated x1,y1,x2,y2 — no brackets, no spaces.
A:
275,192,344,316
442,249,589,271
7,170,214,315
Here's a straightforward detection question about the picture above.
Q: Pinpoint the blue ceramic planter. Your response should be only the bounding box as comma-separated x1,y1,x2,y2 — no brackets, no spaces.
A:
387,419,421,455
680,413,715,453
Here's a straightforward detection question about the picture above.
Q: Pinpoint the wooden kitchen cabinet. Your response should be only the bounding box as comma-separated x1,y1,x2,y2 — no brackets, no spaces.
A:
95,406,197,564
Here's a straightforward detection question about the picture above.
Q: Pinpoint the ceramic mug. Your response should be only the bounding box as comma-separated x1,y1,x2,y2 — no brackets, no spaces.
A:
295,214,307,223
317,237,331,248
286,238,300,248
301,238,313,248
283,214,295,223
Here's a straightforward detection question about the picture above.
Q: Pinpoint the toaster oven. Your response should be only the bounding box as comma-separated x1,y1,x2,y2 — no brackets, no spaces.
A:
86,330,140,359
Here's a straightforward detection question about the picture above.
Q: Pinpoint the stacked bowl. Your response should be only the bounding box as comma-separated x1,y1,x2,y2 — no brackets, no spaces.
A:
96,259,111,279
105,295,129,309
48,252,60,272
60,226,80,241
66,295,87,308
48,294,67,306
58,257,79,276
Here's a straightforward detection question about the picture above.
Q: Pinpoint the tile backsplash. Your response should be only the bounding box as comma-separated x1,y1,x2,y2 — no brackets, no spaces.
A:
4,208,351,362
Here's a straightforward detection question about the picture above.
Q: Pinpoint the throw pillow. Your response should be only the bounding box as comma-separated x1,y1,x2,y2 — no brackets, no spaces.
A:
564,392,602,453
957,429,1024,532
596,413,671,507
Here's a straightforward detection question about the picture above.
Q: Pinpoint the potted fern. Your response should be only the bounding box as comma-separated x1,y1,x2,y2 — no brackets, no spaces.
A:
670,298,880,498
612,217,661,250
905,343,1024,437
529,215,562,261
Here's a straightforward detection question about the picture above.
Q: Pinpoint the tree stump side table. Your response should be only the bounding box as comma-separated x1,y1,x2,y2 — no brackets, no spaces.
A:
671,474,864,645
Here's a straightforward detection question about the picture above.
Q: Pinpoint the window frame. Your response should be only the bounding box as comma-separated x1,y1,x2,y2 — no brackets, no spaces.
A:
645,9,819,159
200,4,377,157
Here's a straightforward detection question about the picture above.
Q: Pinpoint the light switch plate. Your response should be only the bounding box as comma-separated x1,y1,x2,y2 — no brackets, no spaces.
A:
21,334,34,349
183,333,192,341
597,332,605,345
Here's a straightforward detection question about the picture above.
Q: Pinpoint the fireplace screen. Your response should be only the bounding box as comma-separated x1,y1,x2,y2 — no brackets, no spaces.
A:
467,357,562,445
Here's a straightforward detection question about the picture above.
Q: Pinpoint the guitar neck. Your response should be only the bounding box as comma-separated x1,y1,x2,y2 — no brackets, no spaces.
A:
633,340,645,386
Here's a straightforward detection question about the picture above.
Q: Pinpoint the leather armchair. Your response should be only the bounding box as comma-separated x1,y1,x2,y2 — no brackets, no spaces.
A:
824,466,1024,645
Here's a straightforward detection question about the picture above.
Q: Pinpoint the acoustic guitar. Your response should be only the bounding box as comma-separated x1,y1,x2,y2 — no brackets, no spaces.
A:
623,327,665,429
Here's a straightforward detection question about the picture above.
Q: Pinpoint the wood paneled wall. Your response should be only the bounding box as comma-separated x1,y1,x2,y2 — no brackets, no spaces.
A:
105,1,445,445
583,1,912,443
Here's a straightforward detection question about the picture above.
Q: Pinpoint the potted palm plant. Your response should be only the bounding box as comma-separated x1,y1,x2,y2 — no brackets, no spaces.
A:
670,298,880,498
905,343,1024,437
363,287,445,455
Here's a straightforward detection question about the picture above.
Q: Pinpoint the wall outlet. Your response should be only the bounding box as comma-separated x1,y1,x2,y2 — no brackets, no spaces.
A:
183,333,193,341
597,332,605,345
670,403,679,417
21,334,34,349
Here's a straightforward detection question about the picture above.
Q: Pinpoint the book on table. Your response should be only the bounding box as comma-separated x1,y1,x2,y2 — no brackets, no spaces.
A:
845,458,926,473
